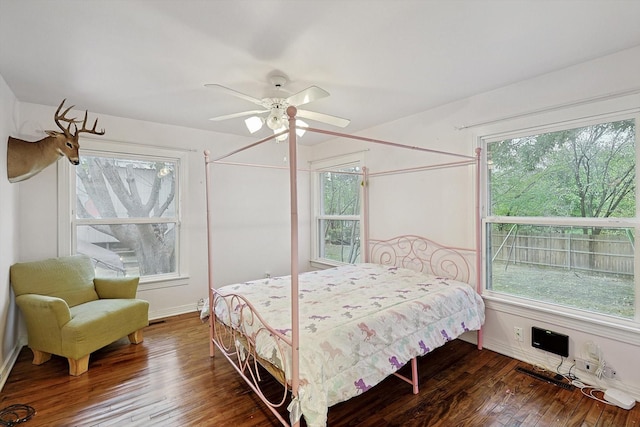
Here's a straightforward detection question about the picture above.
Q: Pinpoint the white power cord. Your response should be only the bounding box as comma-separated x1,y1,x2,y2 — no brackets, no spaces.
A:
595,359,606,379
583,340,607,379
570,379,612,405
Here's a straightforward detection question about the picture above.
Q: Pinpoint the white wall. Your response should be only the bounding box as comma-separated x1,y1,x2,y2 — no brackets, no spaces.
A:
312,45,640,399
13,102,311,321
0,74,21,388
310,103,478,249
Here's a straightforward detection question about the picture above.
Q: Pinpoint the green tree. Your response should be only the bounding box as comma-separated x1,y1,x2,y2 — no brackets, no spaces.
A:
489,119,635,220
322,168,361,263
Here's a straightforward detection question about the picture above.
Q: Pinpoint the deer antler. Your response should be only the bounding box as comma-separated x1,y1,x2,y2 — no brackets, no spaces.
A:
49,98,105,137
53,98,79,137
77,110,105,135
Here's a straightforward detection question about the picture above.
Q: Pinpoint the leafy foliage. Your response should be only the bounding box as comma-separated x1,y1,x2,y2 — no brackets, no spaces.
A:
321,167,361,263
488,119,635,220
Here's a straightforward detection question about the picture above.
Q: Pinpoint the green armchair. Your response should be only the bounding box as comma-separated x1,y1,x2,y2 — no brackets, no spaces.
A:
10,255,149,376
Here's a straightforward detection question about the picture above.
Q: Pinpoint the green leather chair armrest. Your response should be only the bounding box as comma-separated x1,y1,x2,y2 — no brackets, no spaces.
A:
15,294,72,328
94,277,140,299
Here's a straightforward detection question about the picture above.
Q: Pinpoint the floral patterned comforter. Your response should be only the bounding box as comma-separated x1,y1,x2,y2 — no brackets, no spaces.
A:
214,263,485,427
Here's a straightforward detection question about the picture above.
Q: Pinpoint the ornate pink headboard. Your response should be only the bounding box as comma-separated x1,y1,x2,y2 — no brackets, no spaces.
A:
369,235,476,285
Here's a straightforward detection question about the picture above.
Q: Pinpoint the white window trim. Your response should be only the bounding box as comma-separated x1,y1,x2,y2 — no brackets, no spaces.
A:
310,152,365,266
58,138,188,288
479,104,640,334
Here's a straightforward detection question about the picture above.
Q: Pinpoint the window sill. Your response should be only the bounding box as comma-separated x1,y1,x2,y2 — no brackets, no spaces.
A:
482,291,640,346
309,259,345,270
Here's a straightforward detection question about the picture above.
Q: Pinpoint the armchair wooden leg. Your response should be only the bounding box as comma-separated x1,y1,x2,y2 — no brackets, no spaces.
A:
32,350,51,365
68,355,90,376
128,329,144,344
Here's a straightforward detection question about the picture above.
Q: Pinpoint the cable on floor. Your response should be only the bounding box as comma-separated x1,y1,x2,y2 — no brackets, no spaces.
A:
570,380,613,405
515,340,621,407
0,404,36,426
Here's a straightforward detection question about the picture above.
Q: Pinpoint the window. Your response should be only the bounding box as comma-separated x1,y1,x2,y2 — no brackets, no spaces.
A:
312,154,363,265
484,116,638,321
61,146,184,282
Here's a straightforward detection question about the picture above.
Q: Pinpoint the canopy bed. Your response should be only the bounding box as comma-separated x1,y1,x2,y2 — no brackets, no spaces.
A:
203,106,484,426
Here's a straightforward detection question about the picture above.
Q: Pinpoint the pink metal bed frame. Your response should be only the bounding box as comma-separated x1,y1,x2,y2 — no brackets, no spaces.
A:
204,106,483,426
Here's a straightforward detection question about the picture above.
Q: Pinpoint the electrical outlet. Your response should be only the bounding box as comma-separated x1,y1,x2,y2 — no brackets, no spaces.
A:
575,357,593,372
604,365,617,378
514,326,524,342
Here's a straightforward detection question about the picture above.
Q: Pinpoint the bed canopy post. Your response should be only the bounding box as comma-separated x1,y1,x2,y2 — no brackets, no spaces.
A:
287,106,301,427
362,166,370,263
475,147,483,350
204,150,216,357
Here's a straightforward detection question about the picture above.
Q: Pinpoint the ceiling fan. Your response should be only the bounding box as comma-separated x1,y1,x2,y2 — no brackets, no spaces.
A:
206,75,350,141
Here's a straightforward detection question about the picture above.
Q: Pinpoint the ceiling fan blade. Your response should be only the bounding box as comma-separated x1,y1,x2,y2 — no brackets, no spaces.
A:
209,110,266,122
297,109,350,128
204,84,264,106
286,86,329,107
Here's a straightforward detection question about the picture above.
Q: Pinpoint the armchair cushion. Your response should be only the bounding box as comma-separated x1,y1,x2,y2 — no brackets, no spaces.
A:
64,298,149,360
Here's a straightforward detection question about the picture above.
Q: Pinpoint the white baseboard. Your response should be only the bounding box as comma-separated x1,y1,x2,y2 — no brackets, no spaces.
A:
0,335,27,392
483,335,640,402
148,304,200,321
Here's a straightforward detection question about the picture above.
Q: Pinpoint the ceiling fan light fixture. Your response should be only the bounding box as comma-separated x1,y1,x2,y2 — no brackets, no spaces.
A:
296,119,308,137
274,126,288,142
271,118,307,141
266,109,284,131
244,116,264,133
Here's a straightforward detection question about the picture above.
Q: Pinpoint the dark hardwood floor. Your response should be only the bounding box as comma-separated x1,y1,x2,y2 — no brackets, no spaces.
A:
2,312,639,426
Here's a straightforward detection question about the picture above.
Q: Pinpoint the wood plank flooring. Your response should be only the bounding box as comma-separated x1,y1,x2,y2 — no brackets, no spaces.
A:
2,312,639,426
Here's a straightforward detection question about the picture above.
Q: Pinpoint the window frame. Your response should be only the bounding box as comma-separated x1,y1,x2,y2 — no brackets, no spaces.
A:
58,139,188,288
310,152,365,267
480,109,640,332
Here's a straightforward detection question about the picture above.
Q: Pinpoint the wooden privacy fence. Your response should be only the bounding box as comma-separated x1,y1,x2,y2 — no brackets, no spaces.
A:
490,231,634,276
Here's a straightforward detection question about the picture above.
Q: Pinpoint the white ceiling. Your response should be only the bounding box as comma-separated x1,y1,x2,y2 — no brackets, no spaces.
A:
1,0,640,144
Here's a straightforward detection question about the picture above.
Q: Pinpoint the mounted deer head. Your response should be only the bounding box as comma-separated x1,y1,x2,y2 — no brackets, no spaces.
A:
7,99,105,183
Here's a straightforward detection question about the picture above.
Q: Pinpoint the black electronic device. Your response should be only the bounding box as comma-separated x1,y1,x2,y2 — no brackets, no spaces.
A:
531,326,569,357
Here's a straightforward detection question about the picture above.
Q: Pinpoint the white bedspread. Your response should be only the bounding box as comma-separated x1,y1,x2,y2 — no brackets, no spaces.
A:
214,263,485,426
